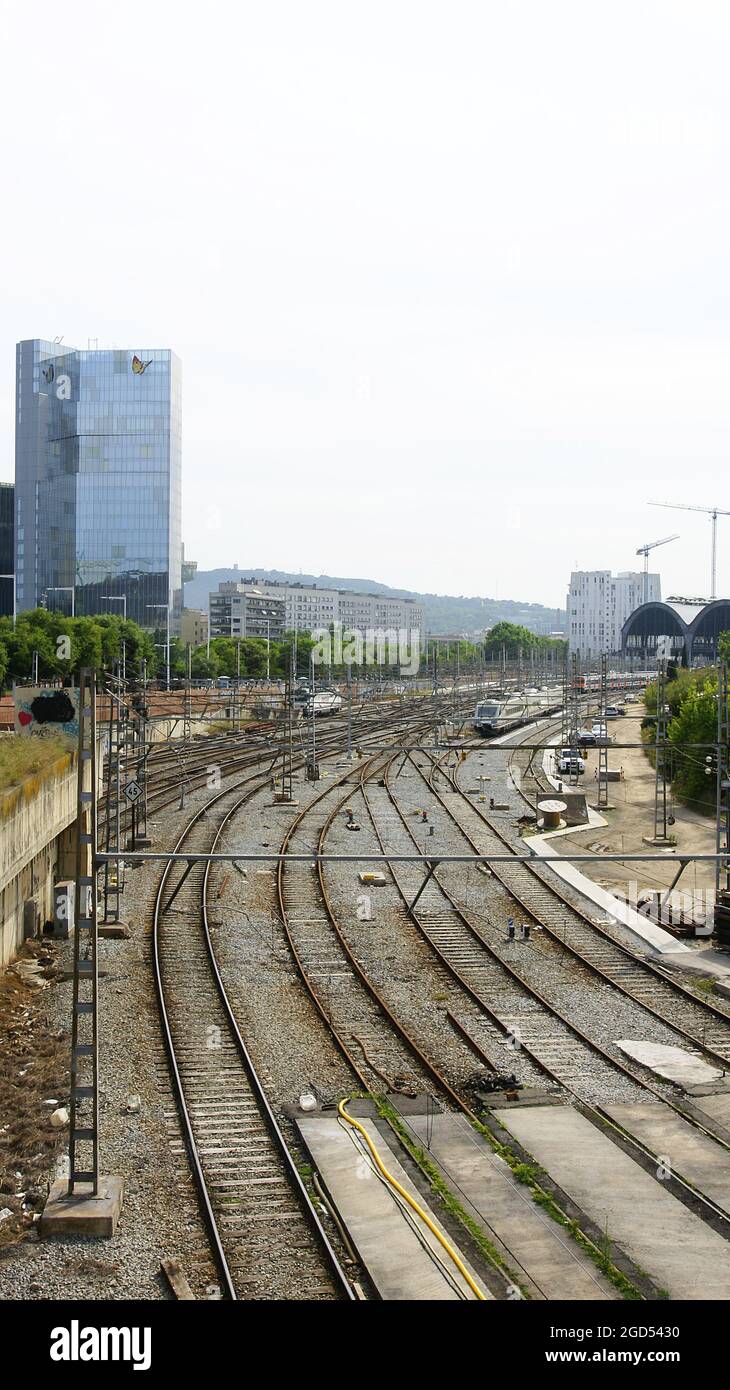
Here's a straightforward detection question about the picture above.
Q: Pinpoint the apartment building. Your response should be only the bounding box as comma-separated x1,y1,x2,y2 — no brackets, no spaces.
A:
567,570,660,656
209,580,424,648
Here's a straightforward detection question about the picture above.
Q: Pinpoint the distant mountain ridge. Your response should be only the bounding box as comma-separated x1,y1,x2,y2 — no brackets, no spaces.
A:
185,567,566,637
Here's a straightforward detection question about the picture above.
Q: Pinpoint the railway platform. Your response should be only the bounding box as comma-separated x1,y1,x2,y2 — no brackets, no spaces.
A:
297,1107,487,1300
498,726,730,979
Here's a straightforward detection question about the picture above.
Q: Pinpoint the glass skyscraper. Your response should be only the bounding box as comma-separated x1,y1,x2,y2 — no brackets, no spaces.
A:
0,483,13,618
15,340,182,626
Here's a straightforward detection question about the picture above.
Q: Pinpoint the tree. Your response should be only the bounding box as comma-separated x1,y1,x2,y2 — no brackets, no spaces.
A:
668,679,718,815
190,648,219,679
0,610,160,689
68,617,103,675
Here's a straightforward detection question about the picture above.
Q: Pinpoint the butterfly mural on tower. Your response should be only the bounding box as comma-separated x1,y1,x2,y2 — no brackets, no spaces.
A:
131,354,153,375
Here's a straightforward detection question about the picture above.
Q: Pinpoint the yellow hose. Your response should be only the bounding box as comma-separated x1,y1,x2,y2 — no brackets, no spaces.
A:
337,1098,486,1301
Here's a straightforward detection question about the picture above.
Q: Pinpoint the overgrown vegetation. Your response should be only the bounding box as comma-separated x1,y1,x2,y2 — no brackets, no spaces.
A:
0,734,73,793
371,1094,643,1301
374,1095,529,1296
468,1114,644,1299
643,655,727,816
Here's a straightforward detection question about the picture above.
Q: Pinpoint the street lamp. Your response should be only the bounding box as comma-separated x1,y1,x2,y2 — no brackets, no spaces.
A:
102,596,128,682
46,586,75,617
101,595,127,620
0,574,16,627
146,603,170,691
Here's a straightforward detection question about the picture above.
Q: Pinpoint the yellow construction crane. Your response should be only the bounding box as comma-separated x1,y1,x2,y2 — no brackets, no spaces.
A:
649,502,730,600
635,534,679,604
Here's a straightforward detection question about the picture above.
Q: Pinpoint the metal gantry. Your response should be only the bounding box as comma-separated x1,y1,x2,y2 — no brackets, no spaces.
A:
276,652,295,801
596,653,609,809
561,652,570,751
68,669,100,1193
567,652,581,784
716,663,730,897
101,668,124,924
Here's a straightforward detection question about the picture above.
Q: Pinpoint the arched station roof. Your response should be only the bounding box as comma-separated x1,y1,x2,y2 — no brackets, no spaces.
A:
621,598,730,656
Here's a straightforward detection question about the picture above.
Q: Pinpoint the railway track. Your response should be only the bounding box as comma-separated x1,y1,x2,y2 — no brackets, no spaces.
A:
276,754,469,1100
350,746,730,1235
273,743,636,1295
360,765,649,1102
447,730,730,1040
103,688,477,832
152,772,355,1301
145,693,730,1298
148,695,484,1298
407,740,730,1069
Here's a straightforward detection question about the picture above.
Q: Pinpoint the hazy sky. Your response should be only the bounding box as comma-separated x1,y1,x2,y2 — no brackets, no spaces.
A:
1,2,728,607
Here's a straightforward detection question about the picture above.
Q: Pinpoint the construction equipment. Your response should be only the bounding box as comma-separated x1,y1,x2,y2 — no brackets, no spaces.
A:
635,534,679,605
649,502,730,599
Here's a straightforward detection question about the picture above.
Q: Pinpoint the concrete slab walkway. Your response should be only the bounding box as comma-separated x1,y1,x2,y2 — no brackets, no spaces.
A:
492,1104,730,1299
604,1101,730,1216
403,1111,619,1300
297,1114,487,1300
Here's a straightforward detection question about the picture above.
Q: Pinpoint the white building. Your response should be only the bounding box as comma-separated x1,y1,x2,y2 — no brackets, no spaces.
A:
209,580,424,649
567,570,661,657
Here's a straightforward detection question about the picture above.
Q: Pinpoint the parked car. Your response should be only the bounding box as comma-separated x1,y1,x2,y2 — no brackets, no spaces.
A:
558,752,585,775
577,731,598,746
604,705,625,718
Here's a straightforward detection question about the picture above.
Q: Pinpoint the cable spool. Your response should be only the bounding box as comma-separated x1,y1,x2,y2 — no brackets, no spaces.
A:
537,798,567,831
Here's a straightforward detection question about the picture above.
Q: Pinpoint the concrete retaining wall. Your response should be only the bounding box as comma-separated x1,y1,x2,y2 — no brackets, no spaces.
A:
0,753,79,967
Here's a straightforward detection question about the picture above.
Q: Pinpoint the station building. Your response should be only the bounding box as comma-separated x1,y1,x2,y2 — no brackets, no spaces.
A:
621,597,730,663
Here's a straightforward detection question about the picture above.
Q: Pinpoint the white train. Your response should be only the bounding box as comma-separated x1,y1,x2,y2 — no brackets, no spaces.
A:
473,687,561,736
304,689,343,716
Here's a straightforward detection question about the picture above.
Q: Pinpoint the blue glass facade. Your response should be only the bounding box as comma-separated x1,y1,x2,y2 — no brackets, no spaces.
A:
0,483,13,617
15,340,182,626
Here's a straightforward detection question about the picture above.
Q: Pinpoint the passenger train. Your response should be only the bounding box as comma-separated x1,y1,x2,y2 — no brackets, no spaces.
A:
473,686,562,736
293,687,343,716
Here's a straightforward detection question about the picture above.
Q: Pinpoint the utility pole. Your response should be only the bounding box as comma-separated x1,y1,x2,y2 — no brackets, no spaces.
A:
568,652,581,784
276,647,295,802
307,652,318,780
561,650,570,753
184,644,192,742
346,659,353,759
652,662,671,842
